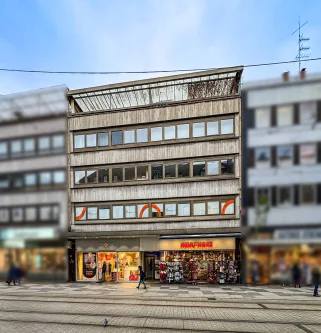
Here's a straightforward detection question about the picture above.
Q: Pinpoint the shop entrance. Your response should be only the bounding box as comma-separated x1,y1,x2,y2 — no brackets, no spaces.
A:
144,252,160,280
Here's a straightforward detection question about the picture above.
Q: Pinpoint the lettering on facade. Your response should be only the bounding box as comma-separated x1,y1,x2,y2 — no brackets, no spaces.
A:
180,242,213,249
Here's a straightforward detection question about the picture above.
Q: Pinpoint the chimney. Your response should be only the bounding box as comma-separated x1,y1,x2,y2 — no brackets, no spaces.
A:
282,71,289,81
300,68,306,79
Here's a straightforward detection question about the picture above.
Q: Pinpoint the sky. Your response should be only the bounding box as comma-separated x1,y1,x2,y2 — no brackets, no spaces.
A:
0,0,321,95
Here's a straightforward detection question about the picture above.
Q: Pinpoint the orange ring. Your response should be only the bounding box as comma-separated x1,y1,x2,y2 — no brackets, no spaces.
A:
76,207,86,220
222,200,234,215
139,204,162,218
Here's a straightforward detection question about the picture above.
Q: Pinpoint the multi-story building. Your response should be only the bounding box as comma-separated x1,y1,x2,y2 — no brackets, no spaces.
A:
67,68,243,283
242,70,321,284
0,86,68,281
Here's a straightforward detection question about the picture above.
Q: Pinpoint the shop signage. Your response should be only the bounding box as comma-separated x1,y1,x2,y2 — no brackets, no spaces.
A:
160,238,235,251
0,227,56,240
274,229,321,240
83,252,97,279
180,241,213,249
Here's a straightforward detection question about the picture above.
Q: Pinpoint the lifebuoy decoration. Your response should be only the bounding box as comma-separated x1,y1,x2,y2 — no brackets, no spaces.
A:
221,200,234,214
139,204,162,218
76,207,86,220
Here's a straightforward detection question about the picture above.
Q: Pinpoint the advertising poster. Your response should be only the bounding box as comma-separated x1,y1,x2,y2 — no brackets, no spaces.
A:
83,252,97,280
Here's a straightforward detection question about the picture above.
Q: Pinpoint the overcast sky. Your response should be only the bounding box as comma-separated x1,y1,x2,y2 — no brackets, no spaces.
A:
1,0,321,95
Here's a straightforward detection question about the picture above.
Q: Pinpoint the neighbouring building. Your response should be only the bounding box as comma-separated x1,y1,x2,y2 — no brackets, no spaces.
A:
242,70,321,284
67,67,243,283
0,86,68,281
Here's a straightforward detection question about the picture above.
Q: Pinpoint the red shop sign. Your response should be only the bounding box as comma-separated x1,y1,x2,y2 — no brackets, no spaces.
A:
180,242,213,249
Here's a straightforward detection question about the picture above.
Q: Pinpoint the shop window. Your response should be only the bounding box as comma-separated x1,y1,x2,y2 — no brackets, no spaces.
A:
113,206,124,219
208,201,219,215
87,207,98,219
98,132,109,147
111,131,123,145
151,127,163,141
193,122,205,137
124,130,135,144
221,200,235,214
277,145,293,167
11,140,22,157
75,171,86,185
255,108,270,128
177,124,189,139
40,206,52,220
87,170,97,184
136,128,148,143
75,207,86,221
207,121,219,136
25,173,37,187
0,142,8,159
125,167,135,181
125,205,136,218
0,208,9,223
52,134,65,149
165,203,176,216
256,188,270,206
86,134,97,147
99,207,110,219
164,126,176,140
137,166,148,180
13,175,23,188
178,162,189,177
278,186,292,206
98,169,109,183
277,105,293,126
23,138,35,156
165,164,176,178
112,168,123,182
152,164,163,179
0,176,9,189
152,203,164,217
77,252,98,281
301,185,315,204
300,143,316,165
221,119,234,134
221,159,234,174
53,171,65,184
193,162,205,177
138,204,149,218
207,161,219,175
25,207,37,221
117,252,140,281
178,202,190,216
40,172,51,185
74,135,85,149
300,102,317,125
255,147,270,168
12,207,24,222
193,202,206,216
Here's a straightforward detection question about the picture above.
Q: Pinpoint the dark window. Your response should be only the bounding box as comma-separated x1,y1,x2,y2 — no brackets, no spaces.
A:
152,165,163,179
178,162,189,177
271,106,277,127
137,166,148,180
165,165,176,178
111,131,123,145
0,176,9,189
193,162,205,176
13,175,24,188
87,170,97,183
125,167,135,181
317,101,321,122
98,169,109,183
221,159,234,174
293,103,300,124
112,168,123,182
271,187,277,206
271,147,277,167
278,186,292,205
293,144,299,165
301,185,315,204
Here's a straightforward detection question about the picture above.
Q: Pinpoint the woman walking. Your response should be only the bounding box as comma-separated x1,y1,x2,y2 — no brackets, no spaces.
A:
136,266,146,289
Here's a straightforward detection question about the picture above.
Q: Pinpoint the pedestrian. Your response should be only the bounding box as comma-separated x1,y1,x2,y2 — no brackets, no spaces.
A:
136,266,146,289
102,261,107,282
312,263,320,297
292,262,301,288
6,263,23,286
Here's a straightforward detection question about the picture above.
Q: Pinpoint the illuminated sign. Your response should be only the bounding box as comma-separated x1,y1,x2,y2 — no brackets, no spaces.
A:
180,242,213,249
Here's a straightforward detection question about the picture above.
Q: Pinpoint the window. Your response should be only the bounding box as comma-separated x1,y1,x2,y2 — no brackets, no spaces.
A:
164,126,175,140
125,205,136,218
75,171,86,185
208,201,219,215
277,145,293,166
300,144,316,165
301,185,315,204
99,207,110,219
39,136,51,151
221,119,234,134
165,164,176,178
112,131,123,145
87,170,97,183
113,206,124,219
86,134,96,147
165,203,176,216
221,200,235,214
151,127,162,141
75,207,86,221
177,124,189,139
112,168,123,182
193,122,205,137
98,132,109,147
138,204,149,218
207,121,219,136
53,171,65,184
52,206,59,220
178,202,190,216
152,203,164,217
0,176,9,189
277,105,293,126
12,207,24,222
256,188,269,206
74,135,85,149
255,147,270,168
25,173,37,187
52,134,65,149
278,186,292,206
178,162,189,177
255,108,270,128
25,207,37,221
137,166,148,180
87,207,98,219
193,162,205,177
136,128,148,143
0,208,9,223
125,167,135,181
152,164,163,179
11,140,22,156
23,138,35,155
207,161,219,175
40,206,52,220
221,159,234,174
13,175,24,188
98,169,109,183
40,172,51,185
124,130,135,144
0,142,8,159
193,202,206,216
300,102,317,125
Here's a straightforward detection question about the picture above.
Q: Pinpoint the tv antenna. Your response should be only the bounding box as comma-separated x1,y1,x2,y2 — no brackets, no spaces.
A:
291,17,311,71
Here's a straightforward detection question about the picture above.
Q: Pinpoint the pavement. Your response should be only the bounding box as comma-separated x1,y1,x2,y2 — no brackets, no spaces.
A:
0,282,320,333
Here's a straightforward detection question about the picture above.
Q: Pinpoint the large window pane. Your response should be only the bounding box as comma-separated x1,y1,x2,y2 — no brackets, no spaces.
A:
52,134,65,149
99,207,110,220
12,207,24,222
221,119,234,134
125,167,135,181
87,207,98,219
75,207,86,221
193,122,205,137
300,102,317,125
177,124,189,139
40,206,52,220
152,203,164,217
124,130,135,144
98,132,109,147
278,187,292,206
23,138,35,155
152,164,163,179
255,147,270,168
207,161,219,175
151,127,162,141
11,140,22,156
112,131,123,145
178,162,189,177
113,206,124,219
25,173,37,186
300,144,316,165
38,136,50,152
255,108,270,128
13,175,24,188
112,168,123,182
193,162,205,177
207,121,219,136
137,166,148,180
221,159,234,174
52,206,59,220
165,203,176,216
138,204,149,218
301,185,315,204
87,170,97,183
0,208,10,223
277,105,293,126
193,202,205,216
0,142,8,159
0,176,9,189
25,207,37,221
178,203,190,216
136,128,148,143
40,172,51,185
53,171,65,184
164,126,175,140
98,169,109,183
221,200,235,214
74,135,85,149
165,164,176,178
86,134,96,147
125,205,136,218
277,146,293,167
75,171,86,184
208,201,219,215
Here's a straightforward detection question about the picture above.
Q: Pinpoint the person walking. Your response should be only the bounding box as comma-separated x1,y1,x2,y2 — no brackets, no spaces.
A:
312,263,320,297
292,262,301,288
102,261,107,282
136,266,146,289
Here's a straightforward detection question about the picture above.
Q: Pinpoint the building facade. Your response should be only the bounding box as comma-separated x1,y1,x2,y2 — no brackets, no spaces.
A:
242,70,321,284
67,68,243,283
0,86,68,281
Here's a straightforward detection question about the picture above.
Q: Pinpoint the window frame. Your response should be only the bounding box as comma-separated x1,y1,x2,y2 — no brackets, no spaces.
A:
277,186,293,206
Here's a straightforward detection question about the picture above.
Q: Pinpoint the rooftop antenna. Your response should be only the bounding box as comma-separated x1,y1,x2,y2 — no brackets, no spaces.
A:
291,17,310,71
